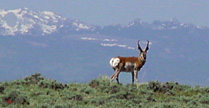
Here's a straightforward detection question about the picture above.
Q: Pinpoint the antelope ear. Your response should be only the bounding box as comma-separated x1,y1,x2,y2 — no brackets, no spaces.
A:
145,40,149,51
137,40,143,52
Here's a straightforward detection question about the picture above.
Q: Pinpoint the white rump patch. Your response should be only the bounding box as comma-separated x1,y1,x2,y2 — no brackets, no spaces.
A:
109,57,120,68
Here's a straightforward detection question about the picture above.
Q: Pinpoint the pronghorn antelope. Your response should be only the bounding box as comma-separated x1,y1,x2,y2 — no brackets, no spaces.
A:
109,40,149,85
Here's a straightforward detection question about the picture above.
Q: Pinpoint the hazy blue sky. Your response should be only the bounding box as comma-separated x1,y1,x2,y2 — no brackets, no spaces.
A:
1,0,209,27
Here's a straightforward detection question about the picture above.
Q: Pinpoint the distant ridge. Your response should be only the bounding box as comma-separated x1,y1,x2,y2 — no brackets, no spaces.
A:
0,8,207,36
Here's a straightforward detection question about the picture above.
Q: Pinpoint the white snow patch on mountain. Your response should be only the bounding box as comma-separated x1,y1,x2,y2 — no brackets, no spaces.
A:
79,36,133,50
103,39,117,42
101,43,134,50
41,25,57,34
73,22,91,31
81,37,97,41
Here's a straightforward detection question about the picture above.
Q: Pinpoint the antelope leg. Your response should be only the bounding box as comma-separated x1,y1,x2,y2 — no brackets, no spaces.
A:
131,72,134,84
110,69,120,82
134,70,139,87
116,74,119,84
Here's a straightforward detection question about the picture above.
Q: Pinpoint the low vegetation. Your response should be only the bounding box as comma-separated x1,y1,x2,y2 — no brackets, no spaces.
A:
0,73,208,108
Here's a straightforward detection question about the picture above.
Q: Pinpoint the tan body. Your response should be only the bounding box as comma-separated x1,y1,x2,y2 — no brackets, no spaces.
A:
110,40,149,85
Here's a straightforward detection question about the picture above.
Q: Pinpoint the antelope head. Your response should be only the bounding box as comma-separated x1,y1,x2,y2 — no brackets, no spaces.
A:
137,40,149,61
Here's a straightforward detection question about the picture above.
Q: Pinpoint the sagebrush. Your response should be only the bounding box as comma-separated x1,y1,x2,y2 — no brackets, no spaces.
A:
0,73,208,108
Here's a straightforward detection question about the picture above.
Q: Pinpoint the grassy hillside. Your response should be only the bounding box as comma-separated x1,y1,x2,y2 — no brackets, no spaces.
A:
0,73,208,108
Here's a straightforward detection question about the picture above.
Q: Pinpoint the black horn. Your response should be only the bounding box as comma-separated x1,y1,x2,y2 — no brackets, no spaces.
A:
137,40,143,52
145,40,149,51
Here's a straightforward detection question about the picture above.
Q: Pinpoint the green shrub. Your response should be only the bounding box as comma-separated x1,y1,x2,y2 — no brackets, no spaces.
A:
80,86,96,94
24,73,44,84
148,81,162,92
38,79,67,90
200,87,209,94
41,103,50,108
199,94,209,105
110,87,138,100
152,102,179,108
178,95,192,103
64,92,83,101
112,90,129,99
1,90,29,106
0,85,4,93
90,97,107,106
52,103,71,108
88,76,110,92
109,84,121,94
148,81,177,95
186,100,199,108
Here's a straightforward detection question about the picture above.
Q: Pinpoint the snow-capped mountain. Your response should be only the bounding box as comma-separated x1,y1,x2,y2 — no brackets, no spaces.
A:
125,18,207,30
0,8,207,36
0,8,93,36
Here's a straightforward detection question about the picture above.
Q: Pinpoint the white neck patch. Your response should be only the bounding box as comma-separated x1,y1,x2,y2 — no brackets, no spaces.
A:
140,54,145,61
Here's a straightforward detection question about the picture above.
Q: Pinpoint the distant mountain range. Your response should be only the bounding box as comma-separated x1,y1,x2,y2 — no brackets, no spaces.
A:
1,8,207,36
0,8,208,86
